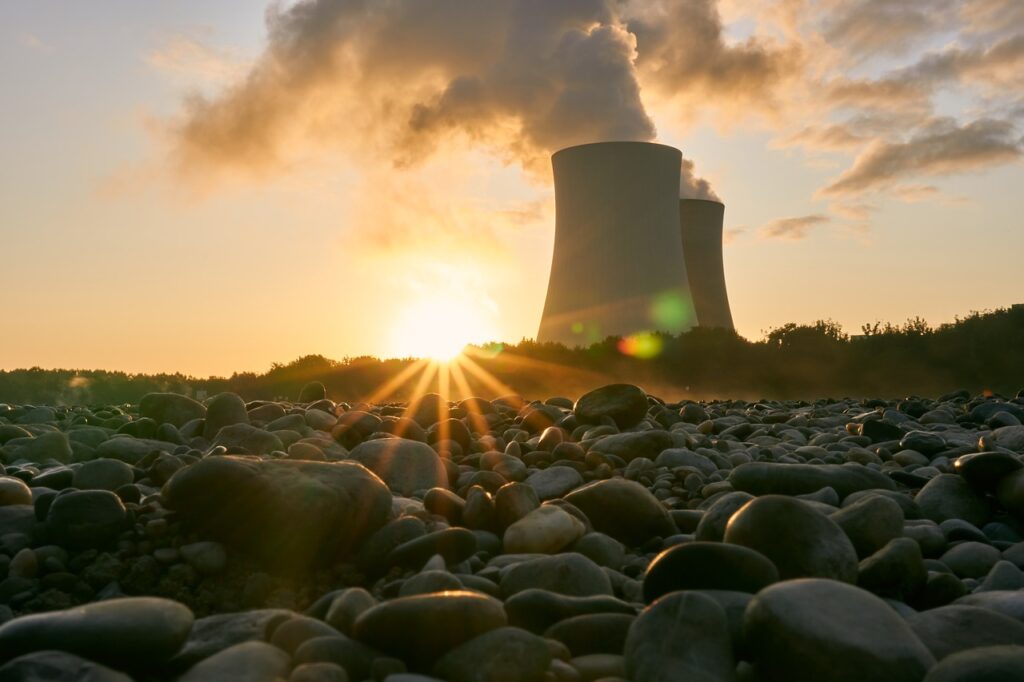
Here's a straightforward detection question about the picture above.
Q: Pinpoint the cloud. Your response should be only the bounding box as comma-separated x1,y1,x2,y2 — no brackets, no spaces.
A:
760,214,830,240
961,0,1024,38
820,118,1023,197
821,0,959,57
168,0,657,178
147,34,246,87
679,157,720,200
781,124,867,151
627,0,803,116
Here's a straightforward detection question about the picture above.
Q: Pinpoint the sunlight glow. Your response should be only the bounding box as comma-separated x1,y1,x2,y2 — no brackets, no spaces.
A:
390,298,493,361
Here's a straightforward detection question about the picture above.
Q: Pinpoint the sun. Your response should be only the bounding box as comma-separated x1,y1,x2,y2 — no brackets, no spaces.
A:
390,298,491,362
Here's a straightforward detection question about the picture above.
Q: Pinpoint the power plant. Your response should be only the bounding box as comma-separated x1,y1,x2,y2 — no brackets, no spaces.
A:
537,141,734,347
680,198,734,331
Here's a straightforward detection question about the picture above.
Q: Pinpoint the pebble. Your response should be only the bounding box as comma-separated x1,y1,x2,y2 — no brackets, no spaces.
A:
564,479,675,547
500,553,613,598
642,542,779,601
348,438,449,495
432,626,552,682
504,505,586,554
573,384,649,429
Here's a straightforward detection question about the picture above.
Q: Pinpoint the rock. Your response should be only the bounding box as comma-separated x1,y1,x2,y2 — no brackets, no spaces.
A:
728,462,895,501
325,588,377,636
857,538,927,602
211,424,284,455
292,635,376,679
270,616,341,655
954,591,1024,623
922,645,1024,682
163,456,391,572
624,591,736,682
71,459,134,492
724,495,859,582
170,609,293,670
399,571,463,597
545,613,634,657
179,541,227,575
494,483,541,530
299,382,328,403
744,579,935,682
564,479,675,547
655,448,718,476
348,438,447,495
179,641,290,682
829,494,904,558
290,662,350,682
355,517,428,576
432,626,552,682
94,437,179,465
573,384,649,429
642,542,779,602
572,532,626,569
0,650,132,681
915,474,991,527
907,605,1024,661
503,588,637,634
995,469,1024,516
23,431,73,464
977,560,1024,592
953,452,1022,491
524,466,584,501
0,597,193,667
386,528,477,571
46,490,126,549
353,591,506,670
500,553,613,598
202,393,249,440
991,426,1024,453
589,431,674,463
939,541,1000,578
694,492,755,541
899,431,947,456
0,478,32,506
504,505,586,554
139,393,207,428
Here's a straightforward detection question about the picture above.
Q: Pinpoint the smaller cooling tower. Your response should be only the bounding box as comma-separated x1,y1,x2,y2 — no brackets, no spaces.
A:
538,142,698,346
679,199,734,330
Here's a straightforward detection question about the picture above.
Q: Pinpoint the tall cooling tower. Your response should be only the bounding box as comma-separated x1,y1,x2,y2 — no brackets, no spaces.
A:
537,142,698,346
679,199,734,330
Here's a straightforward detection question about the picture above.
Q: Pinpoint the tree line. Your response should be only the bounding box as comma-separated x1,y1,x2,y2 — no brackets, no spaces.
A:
1,306,1022,405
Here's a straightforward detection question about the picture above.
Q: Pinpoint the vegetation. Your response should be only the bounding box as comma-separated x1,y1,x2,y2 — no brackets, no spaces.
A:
2,307,1022,404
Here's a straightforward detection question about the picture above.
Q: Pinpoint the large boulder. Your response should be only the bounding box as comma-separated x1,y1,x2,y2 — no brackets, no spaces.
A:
46,490,127,549
202,393,249,440
163,456,392,571
139,393,207,428
348,438,448,496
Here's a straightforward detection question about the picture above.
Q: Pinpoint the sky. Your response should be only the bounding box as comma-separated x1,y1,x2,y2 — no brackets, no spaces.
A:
1,0,1023,376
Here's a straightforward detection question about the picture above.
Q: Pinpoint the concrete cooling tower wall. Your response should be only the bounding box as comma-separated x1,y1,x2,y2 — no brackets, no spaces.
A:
680,199,734,330
537,141,698,347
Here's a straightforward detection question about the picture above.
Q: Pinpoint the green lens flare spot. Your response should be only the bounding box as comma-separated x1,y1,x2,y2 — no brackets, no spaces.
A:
651,291,693,332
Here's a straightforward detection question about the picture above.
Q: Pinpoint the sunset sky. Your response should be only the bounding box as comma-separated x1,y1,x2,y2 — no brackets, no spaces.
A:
2,0,1023,376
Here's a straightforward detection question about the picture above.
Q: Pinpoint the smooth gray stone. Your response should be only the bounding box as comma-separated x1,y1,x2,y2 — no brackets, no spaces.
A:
432,626,551,682
907,605,1024,661
589,431,674,463
500,553,613,598
829,494,904,558
170,609,294,670
922,645,1024,682
955,591,1024,622
348,438,448,495
564,479,675,546
179,641,289,682
503,588,636,634
0,597,193,667
71,459,134,492
211,424,284,455
163,456,391,571
744,579,935,682
0,650,132,681
729,462,895,500
573,384,649,429
139,393,207,428
724,495,858,583
694,492,754,541
524,466,583,501
201,392,249,440
624,591,736,682
45,490,126,549
915,475,991,527
353,591,506,670
94,437,179,465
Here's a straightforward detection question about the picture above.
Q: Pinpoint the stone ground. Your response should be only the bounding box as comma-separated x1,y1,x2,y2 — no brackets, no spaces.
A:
0,383,1023,680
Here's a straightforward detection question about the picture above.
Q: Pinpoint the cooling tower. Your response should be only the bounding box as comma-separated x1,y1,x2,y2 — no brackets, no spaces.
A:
537,142,697,346
680,199,734,330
